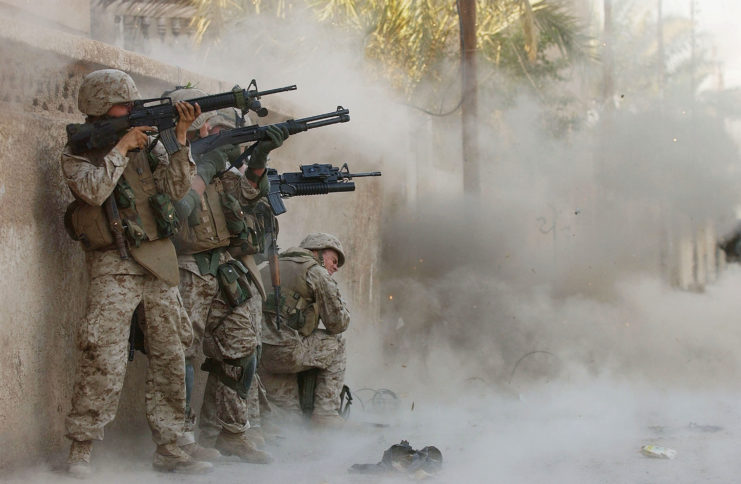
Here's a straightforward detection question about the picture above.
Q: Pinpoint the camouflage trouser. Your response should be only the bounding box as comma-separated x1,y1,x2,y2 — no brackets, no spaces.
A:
65,272,192,445
259,331,346,417
179,263,261,441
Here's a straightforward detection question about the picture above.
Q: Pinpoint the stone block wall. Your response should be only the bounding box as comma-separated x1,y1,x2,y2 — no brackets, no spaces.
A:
0,12,382,470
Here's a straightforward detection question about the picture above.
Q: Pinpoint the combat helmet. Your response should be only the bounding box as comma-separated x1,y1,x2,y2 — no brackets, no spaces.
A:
208,107,244,130
299,232,346,267
78,69,141,116
162,86,212,131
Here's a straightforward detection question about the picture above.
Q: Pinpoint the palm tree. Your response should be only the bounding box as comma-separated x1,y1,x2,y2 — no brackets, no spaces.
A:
185,1,591,103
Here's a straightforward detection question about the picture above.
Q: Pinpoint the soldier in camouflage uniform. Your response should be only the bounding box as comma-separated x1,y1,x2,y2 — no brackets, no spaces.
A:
167,87,288,463
258,233,351,427
61,69,210,476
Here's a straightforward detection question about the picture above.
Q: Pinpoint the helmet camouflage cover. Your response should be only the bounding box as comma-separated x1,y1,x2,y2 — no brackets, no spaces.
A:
299,232,346,267
78,69,141,116
209,107,243,130
162,86,213,131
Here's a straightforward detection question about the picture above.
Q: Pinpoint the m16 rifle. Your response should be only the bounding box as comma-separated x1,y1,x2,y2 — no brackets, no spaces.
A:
256,163,381,330
191,106,350,159
266,163,382,215
66,79,296,155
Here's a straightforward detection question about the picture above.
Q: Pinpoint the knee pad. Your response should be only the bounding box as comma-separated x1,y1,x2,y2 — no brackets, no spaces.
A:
201,353,256,399
297,368,320,417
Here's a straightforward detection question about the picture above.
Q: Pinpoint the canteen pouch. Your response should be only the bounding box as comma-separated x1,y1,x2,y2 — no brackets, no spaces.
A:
64,199,114,250
217,259,253,308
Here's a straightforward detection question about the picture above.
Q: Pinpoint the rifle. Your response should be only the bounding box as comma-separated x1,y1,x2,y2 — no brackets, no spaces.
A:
190,106,350,158
103,195,128,260
255,202,282,330
66,79,297,155
266,163,382,216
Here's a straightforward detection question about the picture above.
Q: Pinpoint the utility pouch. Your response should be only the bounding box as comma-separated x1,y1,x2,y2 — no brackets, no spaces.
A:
217,260,252,308
114,179,137,210
227,214,261,258
63,199,114,250
265,290,312,333
123,218,147,248
297,303,319,337
194,249,221,277
149,193,181,238
220,192,248,237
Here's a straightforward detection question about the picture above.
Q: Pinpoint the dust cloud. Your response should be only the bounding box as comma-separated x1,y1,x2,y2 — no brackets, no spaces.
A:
12,1,741,482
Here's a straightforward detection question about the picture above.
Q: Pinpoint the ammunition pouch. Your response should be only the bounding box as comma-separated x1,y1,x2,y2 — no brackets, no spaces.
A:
123,218,147,248
114,179,137,210
217,259,253,308
264,290,318,336
297,368,319,416
64,199,114,251
149,193,180,238
193,248,222,277
220,192,249,238
201,354,256,399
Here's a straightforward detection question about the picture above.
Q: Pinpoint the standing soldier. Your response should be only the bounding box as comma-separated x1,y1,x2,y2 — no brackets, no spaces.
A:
62,69,210,476
258,233,351,427
168,87,287,463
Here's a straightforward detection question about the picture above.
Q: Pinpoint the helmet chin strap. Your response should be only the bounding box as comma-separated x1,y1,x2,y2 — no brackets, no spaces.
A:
314,249,326,268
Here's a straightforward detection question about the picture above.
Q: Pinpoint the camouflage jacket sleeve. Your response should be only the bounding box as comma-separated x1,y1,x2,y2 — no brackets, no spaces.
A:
306,265,350,334
199,144,267,203
195,146,230,185
60,145,128,206
150,138,196,201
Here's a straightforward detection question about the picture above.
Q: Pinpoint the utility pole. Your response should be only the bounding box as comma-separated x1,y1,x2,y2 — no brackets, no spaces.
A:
657,0,665,98
458,0,479,195
602,0,614,108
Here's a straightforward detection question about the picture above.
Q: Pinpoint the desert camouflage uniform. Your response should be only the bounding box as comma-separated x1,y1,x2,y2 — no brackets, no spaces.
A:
217,175,271,430
259,248,350,417
63,138,195,447
174,134,264,444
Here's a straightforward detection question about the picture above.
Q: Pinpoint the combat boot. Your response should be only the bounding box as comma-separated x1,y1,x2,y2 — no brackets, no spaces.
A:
67,440,93,479
181,441,222,462
215,430,273,464
153,443,213,474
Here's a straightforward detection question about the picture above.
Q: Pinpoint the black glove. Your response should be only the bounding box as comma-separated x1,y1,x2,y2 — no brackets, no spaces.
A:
249,125,290,169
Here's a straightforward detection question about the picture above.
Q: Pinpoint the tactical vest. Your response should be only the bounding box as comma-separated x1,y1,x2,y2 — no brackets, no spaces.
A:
220,171,263,257
174,177,232,255
260,248,320,336
63,145,181,285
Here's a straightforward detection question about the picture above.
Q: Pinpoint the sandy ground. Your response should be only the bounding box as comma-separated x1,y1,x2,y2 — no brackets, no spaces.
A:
5,381,741,484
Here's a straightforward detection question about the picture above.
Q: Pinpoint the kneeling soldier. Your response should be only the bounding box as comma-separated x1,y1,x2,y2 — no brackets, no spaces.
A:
258,233,351,427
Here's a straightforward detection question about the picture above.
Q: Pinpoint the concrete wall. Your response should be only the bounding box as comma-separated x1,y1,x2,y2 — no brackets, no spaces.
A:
0,12,382,471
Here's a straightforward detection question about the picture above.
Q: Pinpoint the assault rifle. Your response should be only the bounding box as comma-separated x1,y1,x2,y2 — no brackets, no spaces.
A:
266,163,382,215
66,80,297,155
190,106,350,158
254,201,282,330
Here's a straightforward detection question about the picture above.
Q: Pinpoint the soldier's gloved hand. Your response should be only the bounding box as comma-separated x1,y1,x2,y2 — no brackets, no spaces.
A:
249,125,290,169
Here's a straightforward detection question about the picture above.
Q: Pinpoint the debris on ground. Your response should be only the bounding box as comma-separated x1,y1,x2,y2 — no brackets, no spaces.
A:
349,440,442,478
641,445,677,459
688,422,722,433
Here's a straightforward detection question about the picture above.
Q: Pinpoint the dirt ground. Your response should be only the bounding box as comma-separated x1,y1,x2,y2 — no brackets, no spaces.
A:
5,381,741,483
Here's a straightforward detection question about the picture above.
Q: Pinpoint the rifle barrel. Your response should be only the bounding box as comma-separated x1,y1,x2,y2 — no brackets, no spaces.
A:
253,84,297,97
347,171,382,177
